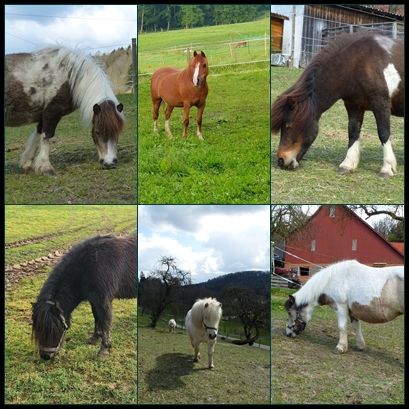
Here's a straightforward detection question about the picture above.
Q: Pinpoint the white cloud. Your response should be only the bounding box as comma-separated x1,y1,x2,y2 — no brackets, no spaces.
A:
5,5,137,54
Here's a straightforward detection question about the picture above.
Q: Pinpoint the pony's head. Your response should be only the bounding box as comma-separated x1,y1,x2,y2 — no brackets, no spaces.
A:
202,298,222,340
92,100,124,169
190,51,208,87
284,295,311,337
271,83,319,170
32,300,69,360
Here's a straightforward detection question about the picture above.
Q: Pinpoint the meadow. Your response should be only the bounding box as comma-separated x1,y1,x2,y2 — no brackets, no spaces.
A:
5,94,137,204
272,288,404,404
138,314,270,404
5,205,137,404
271,67,404,204
138,19,270,204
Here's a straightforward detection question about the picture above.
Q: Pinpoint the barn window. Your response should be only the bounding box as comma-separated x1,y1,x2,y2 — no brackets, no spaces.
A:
352,239,358,251
329,207,336,218
311,240,316,251
300,267,310,276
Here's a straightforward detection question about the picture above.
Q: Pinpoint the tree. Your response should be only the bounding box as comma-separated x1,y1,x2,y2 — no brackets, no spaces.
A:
271,205,311,240
348,205,404,222
180,5,204,29
373,217,404,242
141,256,191,328
223,287,268,344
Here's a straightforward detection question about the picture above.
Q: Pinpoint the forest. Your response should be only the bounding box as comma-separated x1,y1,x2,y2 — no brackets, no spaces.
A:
138,4,269,32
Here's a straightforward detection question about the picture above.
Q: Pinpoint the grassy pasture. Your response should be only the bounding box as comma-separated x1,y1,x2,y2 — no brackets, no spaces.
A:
271,67,404,204
5,205,137,404
5,94,137,204
138,19,270,204
271,288,404,404
138,315,270,404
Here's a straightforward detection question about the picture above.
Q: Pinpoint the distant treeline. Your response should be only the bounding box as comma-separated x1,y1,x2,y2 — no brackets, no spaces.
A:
138,4,269,33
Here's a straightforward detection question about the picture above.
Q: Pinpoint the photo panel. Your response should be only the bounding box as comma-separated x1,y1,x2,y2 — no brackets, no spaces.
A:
137,205,271,404
5,205,137,404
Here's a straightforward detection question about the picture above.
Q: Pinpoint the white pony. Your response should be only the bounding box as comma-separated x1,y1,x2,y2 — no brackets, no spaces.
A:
185,297,222,369
168,318,177,333
285,260,404,353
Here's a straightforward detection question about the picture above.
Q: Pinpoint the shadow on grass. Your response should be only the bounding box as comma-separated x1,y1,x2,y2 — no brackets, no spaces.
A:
145,352,194,391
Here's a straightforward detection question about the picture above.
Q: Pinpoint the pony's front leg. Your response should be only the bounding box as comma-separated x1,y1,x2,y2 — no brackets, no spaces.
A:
88,302,102,345
193,342,200,362
351,319,365,351
97,300,113,358
334,305,349,354
207,340,216,369
164,104,174,138
33,134,56,176
20,129,41,173
196,104,206,140
338,103,364,174
182,103,190,139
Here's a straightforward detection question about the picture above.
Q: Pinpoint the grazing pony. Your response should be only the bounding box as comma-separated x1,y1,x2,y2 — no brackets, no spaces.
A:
6,47,125,175
168,318,177,333
150,51,208,140
185,297,222,369
285,260,404,354
32,235,136,360
272,32,403,177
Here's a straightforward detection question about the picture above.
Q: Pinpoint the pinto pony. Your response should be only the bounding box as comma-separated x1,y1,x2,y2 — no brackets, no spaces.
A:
150,51,208,140
272,32,403,177
285,260,404,354
185,297,222,369
6,47,125,175
168,318,177,333
31,235,136,360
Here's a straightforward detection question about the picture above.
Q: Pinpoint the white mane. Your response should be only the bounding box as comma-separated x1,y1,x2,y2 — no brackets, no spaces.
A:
190,297,222,327
53,47,122,125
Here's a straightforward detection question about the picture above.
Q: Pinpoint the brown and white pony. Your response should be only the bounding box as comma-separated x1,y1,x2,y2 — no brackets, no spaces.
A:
150,51,208,140
272,32,403,177
5,47,125,175
284,260,404,354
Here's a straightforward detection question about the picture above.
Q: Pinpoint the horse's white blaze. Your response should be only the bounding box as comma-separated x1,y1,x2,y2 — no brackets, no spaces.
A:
20,130,41,170
103,139,117,164
192,63,200,86
339,139,361,170
185,297,222,368
375,35,395,55
380,139,397,176
383,63,401,97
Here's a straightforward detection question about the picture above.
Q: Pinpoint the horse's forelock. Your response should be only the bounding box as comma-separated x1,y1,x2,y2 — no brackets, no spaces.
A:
93,100,124,140
32,301,65,347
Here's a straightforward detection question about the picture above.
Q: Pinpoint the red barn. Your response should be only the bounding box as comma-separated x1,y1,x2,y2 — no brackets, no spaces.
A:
284,206,404,279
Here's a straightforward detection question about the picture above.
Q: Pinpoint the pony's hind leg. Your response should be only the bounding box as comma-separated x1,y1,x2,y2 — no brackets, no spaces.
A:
33,134,56,176
164,105,174,138
351,319,365,351
152,97,162,133
182,103,190,139
19,129,41,173
334,305,349,354
87,301,102,345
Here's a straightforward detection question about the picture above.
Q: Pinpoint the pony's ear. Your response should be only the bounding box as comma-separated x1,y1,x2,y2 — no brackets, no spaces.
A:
200,51,206,58
219,302,222,308
93,103,101,114
117,103,123,113
204,302,209,308
193,50,198,57
284,295,295,310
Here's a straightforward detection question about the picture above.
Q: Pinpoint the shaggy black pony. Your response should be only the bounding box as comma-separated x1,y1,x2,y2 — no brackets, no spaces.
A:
32,234,136,360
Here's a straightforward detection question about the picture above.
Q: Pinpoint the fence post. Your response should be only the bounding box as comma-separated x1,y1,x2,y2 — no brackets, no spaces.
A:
264,32,267,57
131,38,137,104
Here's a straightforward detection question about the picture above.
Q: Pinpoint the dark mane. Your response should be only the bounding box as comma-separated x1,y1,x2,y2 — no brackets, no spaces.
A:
94,101,125,141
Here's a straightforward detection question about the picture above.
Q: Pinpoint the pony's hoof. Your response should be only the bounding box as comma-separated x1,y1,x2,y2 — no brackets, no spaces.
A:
35,166,56,176
22,166,34,174
208,365,214,370
197,132,204,140
378,171,394,178
337,166,353,175
333,346,347,354
193,358,199,363
97,349,110,359
87,336,99,345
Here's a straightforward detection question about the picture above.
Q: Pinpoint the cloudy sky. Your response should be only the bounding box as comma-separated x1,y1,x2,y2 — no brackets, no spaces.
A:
5,5,137,54
138,206,270,284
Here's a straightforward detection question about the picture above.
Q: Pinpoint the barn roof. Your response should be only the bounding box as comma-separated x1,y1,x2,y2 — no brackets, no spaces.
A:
304,205,404,259
271,12,289,21
338,4,404,20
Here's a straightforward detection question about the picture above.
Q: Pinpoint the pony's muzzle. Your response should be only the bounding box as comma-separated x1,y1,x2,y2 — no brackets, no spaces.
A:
40,351,54,360
209,333,217,340
277,157,285,168
100,158,118,169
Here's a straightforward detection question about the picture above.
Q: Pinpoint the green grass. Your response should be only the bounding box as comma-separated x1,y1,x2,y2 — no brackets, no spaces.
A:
272,288,404,404
138,318,270,404
138,18,270,75
5,205,137,404
138,19,270,204
5,94,137,204
271,67,404,203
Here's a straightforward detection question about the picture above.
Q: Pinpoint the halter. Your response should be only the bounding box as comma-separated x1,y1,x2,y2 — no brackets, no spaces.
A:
40,300,68,354
202,320,218,332
287,307,306,333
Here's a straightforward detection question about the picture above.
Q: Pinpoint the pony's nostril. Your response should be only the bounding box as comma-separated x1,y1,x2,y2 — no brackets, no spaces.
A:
99,159,103,164
42,354,51,361
277,158,285,168
113,158,118,164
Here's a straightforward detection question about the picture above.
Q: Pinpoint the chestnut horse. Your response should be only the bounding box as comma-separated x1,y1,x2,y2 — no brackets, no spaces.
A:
6,47,125,175
272,32,403,177
150,51,208,140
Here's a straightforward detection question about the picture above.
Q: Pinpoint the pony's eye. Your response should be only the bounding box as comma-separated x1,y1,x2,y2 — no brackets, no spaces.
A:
203,64,207,68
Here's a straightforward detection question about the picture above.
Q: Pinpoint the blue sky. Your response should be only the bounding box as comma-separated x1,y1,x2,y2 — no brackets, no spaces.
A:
138,206,270,284
5,5,137,54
